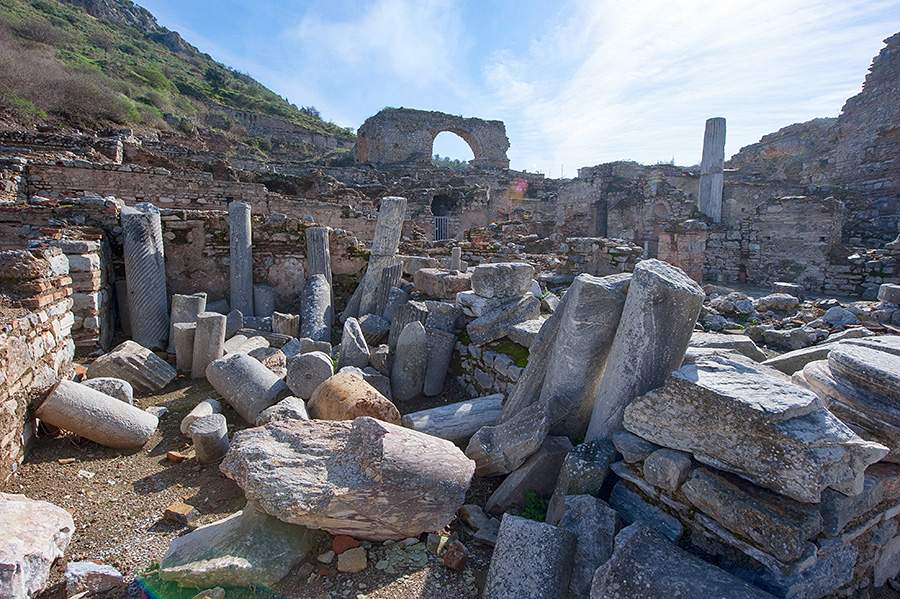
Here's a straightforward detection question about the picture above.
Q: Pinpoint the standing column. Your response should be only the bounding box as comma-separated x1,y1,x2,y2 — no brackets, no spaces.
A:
697,117,726,224
358,197,407,315
121,203,169,350
229,200,254,317
449,246,462,272
192,311,226,379
167,293,206,354
305,227,332,286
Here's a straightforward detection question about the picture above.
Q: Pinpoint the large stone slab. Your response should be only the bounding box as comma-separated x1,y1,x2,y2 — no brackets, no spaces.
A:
828,335,900,403
507,318,543,348
623,353,888,503
466,294,540,346
558,495,618,599
220,417,475,540
0,493,74,599
483,514,576,599
546,440,617,525
413,268,472,299
590,524,776,598
541,273,630,439
471,262,535,299
586,259,704,441
86,340,176,393
160,501,319,588
690,331,766,362
485,436,573,514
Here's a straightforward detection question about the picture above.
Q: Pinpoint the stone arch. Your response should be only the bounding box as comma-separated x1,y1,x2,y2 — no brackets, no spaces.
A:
431,194,457,216
431,129,479,164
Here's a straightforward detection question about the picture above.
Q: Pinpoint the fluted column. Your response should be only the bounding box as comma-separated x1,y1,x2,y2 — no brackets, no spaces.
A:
121,203,168,350
358,197,407,315
698,117,726,224
305,227,332,286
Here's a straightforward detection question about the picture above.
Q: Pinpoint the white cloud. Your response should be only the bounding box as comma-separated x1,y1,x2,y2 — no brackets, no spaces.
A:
481,0,900,174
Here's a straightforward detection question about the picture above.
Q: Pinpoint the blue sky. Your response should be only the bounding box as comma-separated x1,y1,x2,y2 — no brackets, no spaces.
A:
138,0,900,175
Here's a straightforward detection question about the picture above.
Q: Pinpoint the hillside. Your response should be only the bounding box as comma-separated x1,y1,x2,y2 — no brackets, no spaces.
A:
0,0,353,142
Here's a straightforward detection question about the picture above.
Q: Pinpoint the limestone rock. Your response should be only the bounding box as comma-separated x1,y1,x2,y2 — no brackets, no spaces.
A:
65,561,124,597
300,274,333,343
180,399,222,437
0,493,74,598
471,262,535,299
623,353,888,503
590,524,776,598
391,321,428,402
827,335,900,402
160,501,320,588
546,440,616,525
754,293,800,312
358,313,390,346
255,396,309,425
456,290,508,318
286,351,334,399
413,268,472,299
507,318,543,348
642,448,693,492
86,340,176,393
608,481,683,541
79,377,134,404
483,514,576,599
220,417,476,540
206,353,288,424
485,436,573,514
611,430,659,464
466,294,541,346
558,496,618,599
337,317,370,369
225,309,243,339
308,371,400,424
690,332,766,362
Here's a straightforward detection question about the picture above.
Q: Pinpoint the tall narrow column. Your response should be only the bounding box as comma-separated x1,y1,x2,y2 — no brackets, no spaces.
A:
698,117,726,224
229,201,254,317
305,227,332,286
358,197,407,315
121,203,168,350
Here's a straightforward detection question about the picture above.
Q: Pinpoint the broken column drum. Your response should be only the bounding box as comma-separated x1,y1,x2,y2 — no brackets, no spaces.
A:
424,328,456,396
173,323,196,373
300,274,333,343
698,117,726,223
36,380,158,448
167,293,206,354
206,352,288,424
391,320,428,402
121,204,169,350
358,197,407,315
375,261,403,317
305,227,332,286
229,201,254,317
191,311,227,379
190,413,230,464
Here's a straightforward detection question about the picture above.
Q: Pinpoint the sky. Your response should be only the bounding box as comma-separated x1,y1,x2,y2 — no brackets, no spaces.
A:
138,0,900,176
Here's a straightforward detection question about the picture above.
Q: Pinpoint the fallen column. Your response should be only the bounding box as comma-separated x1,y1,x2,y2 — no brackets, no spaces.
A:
220,416,475,541
229,200,254,316
80,377,134,404
286,351,334,399
357,197,407,316
300,274,332,343
86,340,176,392
191,312,227,379
402,394,504,443
190,413,230,464
206,353,288,423
391,321,428,402
540,273,630,439
423,328,456,396
697,117,726,223
36,380,158,448
121,204,168,350
180,398,223,436
173,323,196,373
167,293,207,354
585,259,704,441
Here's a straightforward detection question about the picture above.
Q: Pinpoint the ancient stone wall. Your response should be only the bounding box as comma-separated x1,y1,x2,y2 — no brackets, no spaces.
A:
0,157,27,203
0,246,75,479
657,220,708,282
355,108,510,169
558,237,643,277
823,247,899,299
456,339,524,398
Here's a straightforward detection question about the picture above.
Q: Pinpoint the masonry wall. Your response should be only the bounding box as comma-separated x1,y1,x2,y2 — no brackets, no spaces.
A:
0,247,75,479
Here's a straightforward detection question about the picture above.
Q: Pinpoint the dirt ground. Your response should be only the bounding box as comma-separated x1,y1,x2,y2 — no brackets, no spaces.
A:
2,374,500,599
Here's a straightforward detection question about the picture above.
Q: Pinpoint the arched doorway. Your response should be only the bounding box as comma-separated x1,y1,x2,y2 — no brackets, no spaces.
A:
431,131,475,170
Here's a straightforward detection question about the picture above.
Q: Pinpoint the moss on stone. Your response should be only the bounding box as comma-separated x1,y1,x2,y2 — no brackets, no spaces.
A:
489,339,529,368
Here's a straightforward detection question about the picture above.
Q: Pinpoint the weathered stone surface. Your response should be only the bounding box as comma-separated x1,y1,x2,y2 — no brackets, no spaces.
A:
248,346,285,371
225,309,243,339
223,334,269,355
160,501,319,588
483,514,576,599
308,370,400,424
206,353,288,424
828,335,900,402
643,448,693,493
80,377,133,404
87,340,176,393
466,294,541,346
817,462,900,536
229,201,254,316
546,440,617,525
369,344,391,375
253,284,275,318
296,337,332,356
374,260,402,317
586,259,704,441
255,396,309,425
763,344,834,375
391,321,428,402
192,312,227,380
414,268,472,299
878,283,900,304
423,328,455,396
168,293,207,354
37,380,158,448
272,312,300,337
754,293,800,312
382,286,409,324
300,274,333,343
623,353,888,502
402,395,503,443
357,197,407,315
357,313,390,346
697,117,726,223
65,561,124,597
608,481,684,541
180,399,222,436
305,226,332,288
286,350,334,399
337,317,370,369
590,524,776,599
507,318,543,348
190,413,229,464
558,495,618,599
0,493,74,598
485,436,573,514
471,262,535,299
690,332,767,362
220,417,475,540
611,430,659,464
121,204,169,350
542,273,630,439
173,322,196,373
456,290,508,318
387,300,428,350
682,467,822,563
423,300,460,333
